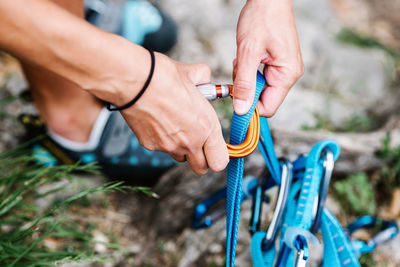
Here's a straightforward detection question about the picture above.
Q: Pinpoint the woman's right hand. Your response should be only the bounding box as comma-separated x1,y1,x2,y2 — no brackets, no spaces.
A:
119,52,229,175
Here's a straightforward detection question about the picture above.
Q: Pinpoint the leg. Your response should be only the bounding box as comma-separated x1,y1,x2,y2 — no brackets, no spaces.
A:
21,0,103,142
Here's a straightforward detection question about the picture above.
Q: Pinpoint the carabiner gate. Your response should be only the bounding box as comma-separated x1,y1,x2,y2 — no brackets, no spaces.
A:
262,160,293,250
311,150,335,233
294,236,309,267
295,249,307,267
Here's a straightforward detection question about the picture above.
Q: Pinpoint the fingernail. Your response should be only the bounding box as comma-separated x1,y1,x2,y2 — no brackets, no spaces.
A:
233,99,247,114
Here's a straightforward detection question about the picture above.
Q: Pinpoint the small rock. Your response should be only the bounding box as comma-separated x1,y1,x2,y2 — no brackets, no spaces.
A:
93,230,109,254
164,240,177,252
208,243,222,254
43,237,62,251
127,244,142,254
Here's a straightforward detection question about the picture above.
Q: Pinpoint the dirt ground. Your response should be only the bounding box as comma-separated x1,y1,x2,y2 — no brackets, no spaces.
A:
0,0,400,266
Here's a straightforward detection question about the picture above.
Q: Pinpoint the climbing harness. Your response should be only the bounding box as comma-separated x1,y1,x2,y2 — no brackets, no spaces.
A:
194,72,398,266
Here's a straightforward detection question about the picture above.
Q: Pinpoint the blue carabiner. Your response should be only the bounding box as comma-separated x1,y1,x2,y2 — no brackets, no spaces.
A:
345,216,399,256
262,160,293,250
294,235,309,267
192,187,227,229
192,176,261,229
249,177,269,235
311,150,335,233
250,160,293,267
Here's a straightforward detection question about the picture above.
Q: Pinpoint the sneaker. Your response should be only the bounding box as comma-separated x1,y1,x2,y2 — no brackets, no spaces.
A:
85,0,178,53
19,108,176,185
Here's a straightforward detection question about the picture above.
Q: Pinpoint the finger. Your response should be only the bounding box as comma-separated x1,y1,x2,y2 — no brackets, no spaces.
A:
257,85,290,117
203,122,229,172
233,44,261,115
186,149,209,175
257,66,292,117
171,154,186,163
184,62,212,85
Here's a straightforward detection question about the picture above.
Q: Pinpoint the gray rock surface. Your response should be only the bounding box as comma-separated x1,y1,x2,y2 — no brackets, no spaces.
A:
0,0,399,266
159,0,394,131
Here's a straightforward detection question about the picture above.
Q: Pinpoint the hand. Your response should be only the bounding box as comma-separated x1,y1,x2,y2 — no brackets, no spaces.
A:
233,0,304,117
120,52,229,175
0,0,229,175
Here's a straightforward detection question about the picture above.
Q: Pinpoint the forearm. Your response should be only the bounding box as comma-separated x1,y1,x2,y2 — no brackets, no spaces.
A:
0,0,149,105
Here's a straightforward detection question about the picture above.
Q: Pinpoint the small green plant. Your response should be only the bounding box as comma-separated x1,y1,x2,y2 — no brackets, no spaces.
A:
0,142,155,266
302,112,376,133
340,113,375,133
373,133,400,202
358,253,377,267
302,113,334,131
376,133,400,189
333,173,376,216
337,29,400,61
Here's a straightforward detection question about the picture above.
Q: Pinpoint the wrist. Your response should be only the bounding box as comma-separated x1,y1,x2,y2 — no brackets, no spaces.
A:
81,33,151,107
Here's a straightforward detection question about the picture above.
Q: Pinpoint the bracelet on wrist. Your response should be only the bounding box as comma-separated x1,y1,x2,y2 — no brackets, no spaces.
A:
107,47,155,111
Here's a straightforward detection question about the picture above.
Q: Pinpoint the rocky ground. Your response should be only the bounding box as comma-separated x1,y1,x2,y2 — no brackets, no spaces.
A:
1,0,400,266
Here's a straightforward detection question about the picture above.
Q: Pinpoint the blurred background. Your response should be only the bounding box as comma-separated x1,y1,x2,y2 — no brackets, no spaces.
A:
0,0,399,266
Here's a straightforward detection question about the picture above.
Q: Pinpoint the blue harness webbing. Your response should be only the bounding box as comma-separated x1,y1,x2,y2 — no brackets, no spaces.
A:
219,72,397,266
258,116,281,184
248,139,361,267
276,141,359,267
320,208,360,267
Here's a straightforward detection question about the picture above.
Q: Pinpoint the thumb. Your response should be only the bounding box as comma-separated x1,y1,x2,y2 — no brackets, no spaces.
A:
233,48,261,115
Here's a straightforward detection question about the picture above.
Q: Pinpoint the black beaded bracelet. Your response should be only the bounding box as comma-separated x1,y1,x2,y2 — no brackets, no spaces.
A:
107,48,155,111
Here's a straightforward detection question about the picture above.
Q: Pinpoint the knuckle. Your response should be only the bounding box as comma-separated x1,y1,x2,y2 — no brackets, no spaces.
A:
175,131,194,149
198,116,213,136
188,63,211,84
181,137,195,152
199,63,212,77
160,141,178,154
141,141,156,151
295,60,305,79
234,80,253,99
213,119,222,132
238,39,258,56
171,153,185,162
264,108,277,118
289,59,304,81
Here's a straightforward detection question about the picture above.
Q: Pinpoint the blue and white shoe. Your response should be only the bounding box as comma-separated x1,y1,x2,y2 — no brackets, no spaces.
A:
20,108,176,185
85,0,177,53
